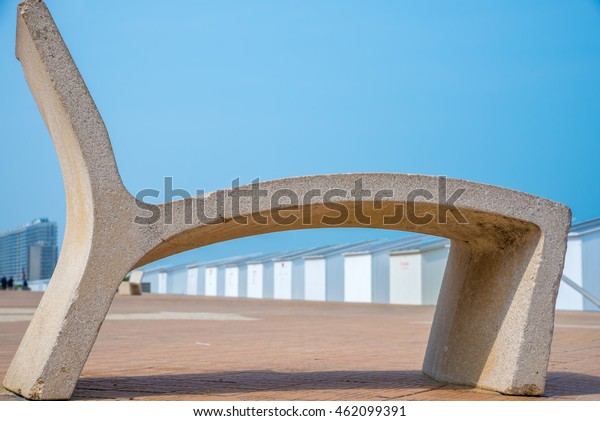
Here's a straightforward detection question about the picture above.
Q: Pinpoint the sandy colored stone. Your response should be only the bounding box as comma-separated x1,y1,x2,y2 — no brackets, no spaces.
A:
3,0,571,400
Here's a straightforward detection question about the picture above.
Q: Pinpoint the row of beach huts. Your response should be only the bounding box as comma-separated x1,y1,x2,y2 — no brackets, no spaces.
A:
139,217,600,311
29,218,600,310
141,235,450,306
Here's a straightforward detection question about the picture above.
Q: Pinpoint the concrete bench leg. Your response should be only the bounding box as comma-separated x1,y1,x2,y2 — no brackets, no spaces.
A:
4,0,570,400
3,240,139,399
424,236,559,395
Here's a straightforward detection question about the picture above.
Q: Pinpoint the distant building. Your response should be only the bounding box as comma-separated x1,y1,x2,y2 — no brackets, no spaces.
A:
556,217,600,311
0,218,58,281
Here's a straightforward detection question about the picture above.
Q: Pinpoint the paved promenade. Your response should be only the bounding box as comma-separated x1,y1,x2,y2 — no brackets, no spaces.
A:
0,292,598,401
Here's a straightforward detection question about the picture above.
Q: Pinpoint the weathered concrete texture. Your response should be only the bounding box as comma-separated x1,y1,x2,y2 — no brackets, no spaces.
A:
4,0,571,400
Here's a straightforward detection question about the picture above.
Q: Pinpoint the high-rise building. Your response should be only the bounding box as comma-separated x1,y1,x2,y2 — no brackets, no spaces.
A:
0,218,58,281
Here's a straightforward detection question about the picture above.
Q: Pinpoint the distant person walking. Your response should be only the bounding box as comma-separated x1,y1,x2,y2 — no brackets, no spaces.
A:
7,277,14,290
1,276,7,290
21,268,29,291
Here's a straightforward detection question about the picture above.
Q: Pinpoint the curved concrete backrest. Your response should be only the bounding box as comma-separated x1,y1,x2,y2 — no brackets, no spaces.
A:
4,0,571,400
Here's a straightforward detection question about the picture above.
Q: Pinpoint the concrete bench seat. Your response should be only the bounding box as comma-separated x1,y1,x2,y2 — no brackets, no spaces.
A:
3,0,571,400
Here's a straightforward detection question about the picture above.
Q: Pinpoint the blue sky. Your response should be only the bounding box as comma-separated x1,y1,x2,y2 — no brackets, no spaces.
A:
1,0,599,267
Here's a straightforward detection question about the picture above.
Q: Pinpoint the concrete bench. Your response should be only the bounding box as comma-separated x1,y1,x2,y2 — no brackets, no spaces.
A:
4,0,571,400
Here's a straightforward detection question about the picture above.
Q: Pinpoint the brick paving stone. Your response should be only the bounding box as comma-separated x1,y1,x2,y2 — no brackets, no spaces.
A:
0,291,598,401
